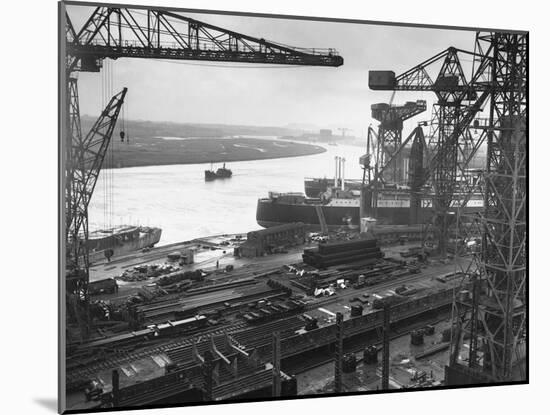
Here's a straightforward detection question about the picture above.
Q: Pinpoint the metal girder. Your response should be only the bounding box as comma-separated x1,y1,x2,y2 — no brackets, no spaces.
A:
68,87,128,251
387,48,479,98
363,126,425,225
369,46,492,254
202,350,214,401
65,78,127,338
210,336,230,365
272,332,281,397
370,100,427,184
368,126,425,188
381,305,390,389
67,6,343,73
334,312,343,393
427,88,490,254
371,100,427,128
224,333,249,358
476,32,526,380
449,32,527,382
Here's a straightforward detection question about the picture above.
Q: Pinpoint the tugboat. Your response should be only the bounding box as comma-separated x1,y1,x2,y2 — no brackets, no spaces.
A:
204,163,232,181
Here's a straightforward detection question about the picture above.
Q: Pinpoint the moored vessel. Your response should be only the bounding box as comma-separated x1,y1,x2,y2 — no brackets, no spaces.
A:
256,187,483,230
257,152,484,229
257,189,360,230
85,225,162,263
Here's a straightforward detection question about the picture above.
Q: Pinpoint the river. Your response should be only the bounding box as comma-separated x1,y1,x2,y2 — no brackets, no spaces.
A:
89,142,367,245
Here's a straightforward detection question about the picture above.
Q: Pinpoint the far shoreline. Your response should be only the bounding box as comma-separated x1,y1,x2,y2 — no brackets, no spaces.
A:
108,148,327,169
104,136,328,169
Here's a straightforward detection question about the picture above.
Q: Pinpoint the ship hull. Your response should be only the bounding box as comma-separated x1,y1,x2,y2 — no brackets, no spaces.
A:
257,199,359,230
87,227,162,264
256,199,481,229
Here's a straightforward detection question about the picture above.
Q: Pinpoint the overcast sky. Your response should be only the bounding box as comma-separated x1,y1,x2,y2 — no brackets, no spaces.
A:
68,4,477,136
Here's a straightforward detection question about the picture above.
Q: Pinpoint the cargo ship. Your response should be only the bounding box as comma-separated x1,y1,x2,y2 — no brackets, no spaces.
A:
256,187,483,229
205,163,232,181
257,189,361,230
85,225,162,263
257,153,483,229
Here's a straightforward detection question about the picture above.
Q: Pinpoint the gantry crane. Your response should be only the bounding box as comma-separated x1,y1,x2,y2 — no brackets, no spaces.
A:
62,3,343,339
370,100,427,184
369,47,491,254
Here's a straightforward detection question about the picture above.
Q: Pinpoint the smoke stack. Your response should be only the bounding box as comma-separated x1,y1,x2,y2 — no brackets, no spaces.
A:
338,157,342,187
341,158,346,190
334,156,339,187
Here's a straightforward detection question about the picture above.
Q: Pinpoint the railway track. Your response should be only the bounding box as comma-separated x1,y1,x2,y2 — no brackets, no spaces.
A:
70,261,458,390
301,263,456,312
66,321,250,389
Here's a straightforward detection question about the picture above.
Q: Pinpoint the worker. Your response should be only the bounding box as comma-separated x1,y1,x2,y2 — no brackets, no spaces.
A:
216,260,219,269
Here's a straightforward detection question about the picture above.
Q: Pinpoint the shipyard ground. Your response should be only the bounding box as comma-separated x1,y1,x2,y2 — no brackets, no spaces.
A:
297,318,451,394
66,232,474,411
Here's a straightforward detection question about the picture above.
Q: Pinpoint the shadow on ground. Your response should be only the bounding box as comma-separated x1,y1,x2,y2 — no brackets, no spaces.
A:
34,398,57,413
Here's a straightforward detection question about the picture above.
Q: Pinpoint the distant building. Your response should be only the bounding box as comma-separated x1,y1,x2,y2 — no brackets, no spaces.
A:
235,222,306,258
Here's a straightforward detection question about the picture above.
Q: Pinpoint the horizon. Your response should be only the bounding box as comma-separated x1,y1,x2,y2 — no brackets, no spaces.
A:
69,4,477,137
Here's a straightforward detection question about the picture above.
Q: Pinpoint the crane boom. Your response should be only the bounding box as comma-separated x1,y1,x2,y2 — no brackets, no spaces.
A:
68,86,128,251
370,48,477,98
67,7,343,73
65,82,127,338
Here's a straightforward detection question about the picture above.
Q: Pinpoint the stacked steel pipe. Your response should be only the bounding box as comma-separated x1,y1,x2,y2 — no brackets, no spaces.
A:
302,238,383,268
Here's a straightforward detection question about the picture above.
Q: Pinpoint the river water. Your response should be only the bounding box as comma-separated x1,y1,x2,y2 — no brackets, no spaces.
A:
89,142,367,245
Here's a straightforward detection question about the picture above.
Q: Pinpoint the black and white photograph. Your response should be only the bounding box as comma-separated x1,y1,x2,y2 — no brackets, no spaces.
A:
57,0,528,413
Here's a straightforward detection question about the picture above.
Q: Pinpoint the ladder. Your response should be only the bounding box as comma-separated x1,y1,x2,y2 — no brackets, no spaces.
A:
315,205,329,235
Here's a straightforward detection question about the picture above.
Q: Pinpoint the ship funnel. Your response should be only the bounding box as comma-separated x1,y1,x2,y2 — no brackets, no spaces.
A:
341,158,346,190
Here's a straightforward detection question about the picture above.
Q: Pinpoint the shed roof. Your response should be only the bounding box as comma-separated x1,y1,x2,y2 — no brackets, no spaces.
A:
248,222,304,237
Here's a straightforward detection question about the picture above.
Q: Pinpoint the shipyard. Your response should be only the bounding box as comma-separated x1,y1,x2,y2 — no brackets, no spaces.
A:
61,2,527,413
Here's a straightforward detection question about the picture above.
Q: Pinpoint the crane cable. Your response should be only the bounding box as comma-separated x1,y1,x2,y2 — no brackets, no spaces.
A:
101,59,107,233
102,59,116,242
109,59,114,235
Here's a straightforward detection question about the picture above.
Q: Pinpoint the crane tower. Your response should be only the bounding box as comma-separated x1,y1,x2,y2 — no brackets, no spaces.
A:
370,100,427,184
447,32,527,384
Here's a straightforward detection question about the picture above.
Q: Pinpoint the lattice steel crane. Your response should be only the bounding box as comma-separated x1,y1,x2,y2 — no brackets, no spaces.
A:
368,47,490,254
62,4,343,339
370,100,427,184
448,32,527,383
368,34,527,382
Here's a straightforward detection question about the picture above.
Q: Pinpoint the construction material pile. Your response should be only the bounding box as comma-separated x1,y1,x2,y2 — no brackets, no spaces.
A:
302,238,383,268
116,263,180,282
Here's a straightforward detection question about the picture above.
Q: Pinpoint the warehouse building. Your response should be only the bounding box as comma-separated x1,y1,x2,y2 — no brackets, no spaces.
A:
235,222,306,258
